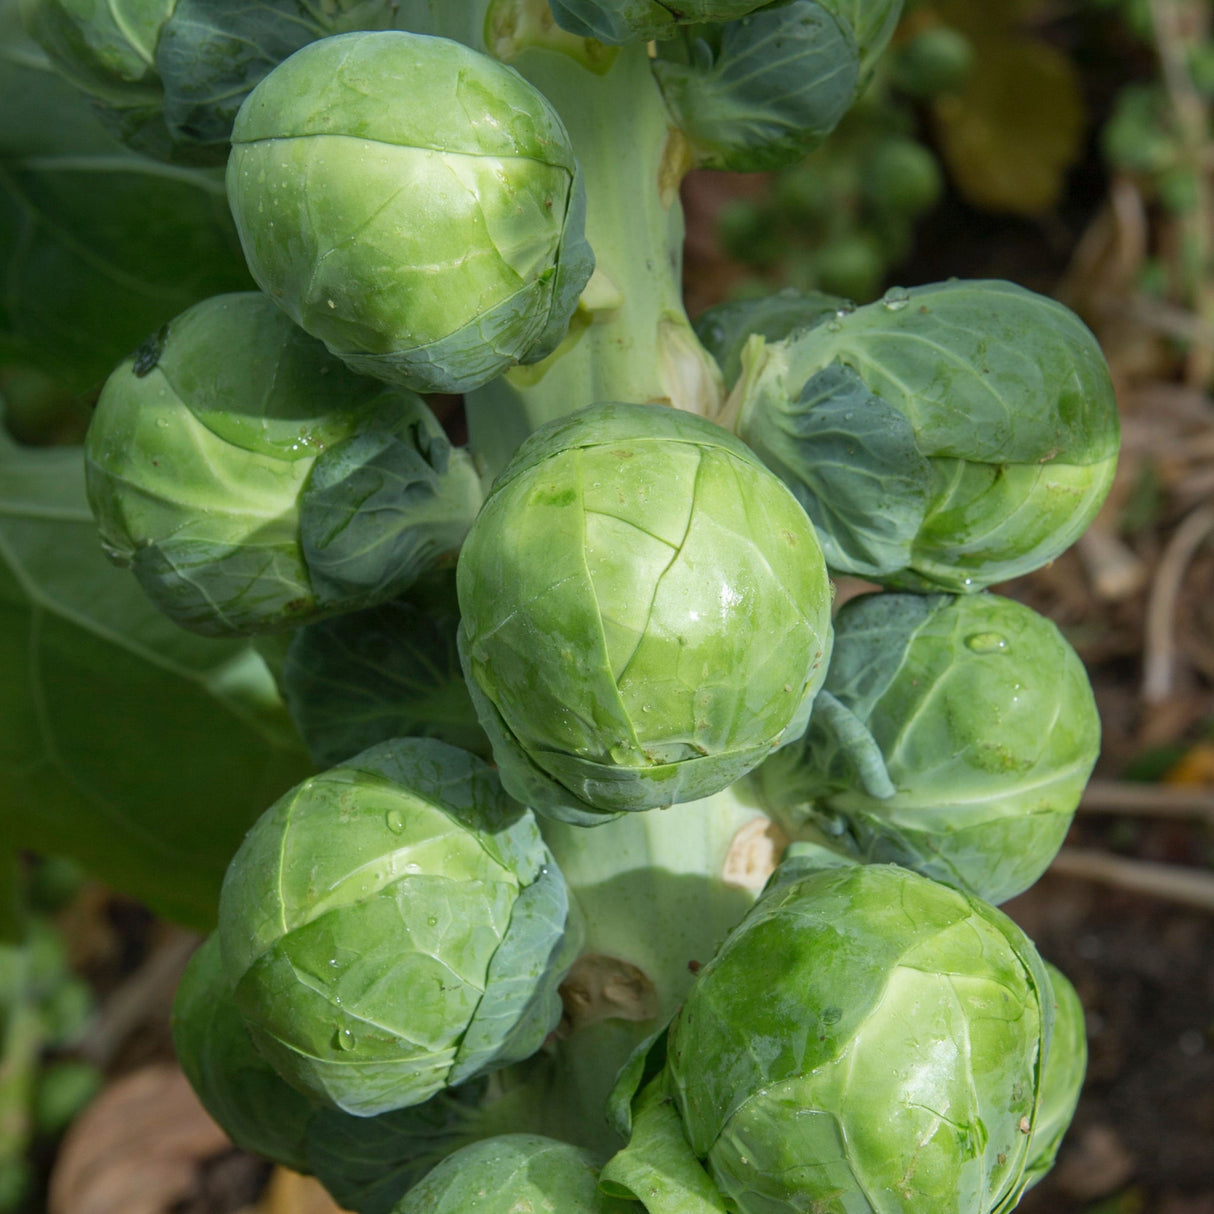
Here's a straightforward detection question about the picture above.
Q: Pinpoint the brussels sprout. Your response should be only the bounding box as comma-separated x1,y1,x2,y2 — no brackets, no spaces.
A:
756,591,1100,903
548,0,767,46
859,136,944,217
172,933,321,1172
733,280,1121,589
395,1134,639,1213
456,402,834,823
660,863,1054,1214
226,30,594,395
652,3,860,173
217,738,580,1117
84,292,482,636
1024,962,1087,1190
890,25,975,98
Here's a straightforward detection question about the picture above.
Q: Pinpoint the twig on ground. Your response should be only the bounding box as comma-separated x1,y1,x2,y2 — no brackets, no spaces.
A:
1142,502,1214,702
1080,778,1214,821
77,930,199,1067
1051,848,1214,912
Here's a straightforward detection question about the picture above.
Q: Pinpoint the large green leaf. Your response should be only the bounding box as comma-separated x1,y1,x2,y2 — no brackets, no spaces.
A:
0,431,311,928
0,6,252,396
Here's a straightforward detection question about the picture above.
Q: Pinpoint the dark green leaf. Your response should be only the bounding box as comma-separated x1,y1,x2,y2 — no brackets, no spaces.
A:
281,584,489,768
741,362,934,576
0,15,252,396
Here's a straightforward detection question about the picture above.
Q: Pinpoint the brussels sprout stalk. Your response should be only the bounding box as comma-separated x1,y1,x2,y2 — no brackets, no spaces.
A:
455,9,725,475
537,785,782,1151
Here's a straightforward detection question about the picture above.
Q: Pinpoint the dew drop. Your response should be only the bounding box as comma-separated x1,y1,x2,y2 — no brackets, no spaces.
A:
333,1028,356,1052
966,632,1008,654
882,286,911,311
385,809,405,833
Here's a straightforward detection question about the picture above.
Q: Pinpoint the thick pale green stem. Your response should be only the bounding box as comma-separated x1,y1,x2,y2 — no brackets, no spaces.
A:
423,2,724,477
536,785,784,1152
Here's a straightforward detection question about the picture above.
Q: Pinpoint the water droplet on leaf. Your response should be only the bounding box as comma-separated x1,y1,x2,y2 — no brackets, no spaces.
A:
966,632,1008,653
333,1028,356,1052
882,286,911,311
385,809,405,833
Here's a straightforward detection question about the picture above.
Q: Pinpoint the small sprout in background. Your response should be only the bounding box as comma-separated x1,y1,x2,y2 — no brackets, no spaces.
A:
226,30,594,394
84,292,482,637
651,2,864,174
456,402,834,823
889,24,975,97
756,591,1102,905
216,738,580,1117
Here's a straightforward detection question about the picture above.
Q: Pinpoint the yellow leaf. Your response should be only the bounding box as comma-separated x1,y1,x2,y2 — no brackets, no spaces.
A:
932,32,1085,215
1163,742,1214,786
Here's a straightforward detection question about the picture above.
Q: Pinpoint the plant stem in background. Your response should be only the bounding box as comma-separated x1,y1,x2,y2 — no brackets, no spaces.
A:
1148,0,1214,384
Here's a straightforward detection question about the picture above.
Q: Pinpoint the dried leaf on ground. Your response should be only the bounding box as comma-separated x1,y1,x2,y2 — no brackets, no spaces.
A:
48,1063,229,1214
253,1168,354,1214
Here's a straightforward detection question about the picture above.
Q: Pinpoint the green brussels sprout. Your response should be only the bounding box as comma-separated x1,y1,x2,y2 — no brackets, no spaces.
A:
757,591,1100,904
890,25,974,98
1024,962,1087,1190
860,136,944,217
662,863,1054,1213
84,292,482,637
651,3,860,173
810,230,887,300
456,402,834,824
548,0,767,46
395,1134,640,1213
172,933,321,1172
695,290,849,389
217,738,580,1117
226,30,594,395
734,280,1120,589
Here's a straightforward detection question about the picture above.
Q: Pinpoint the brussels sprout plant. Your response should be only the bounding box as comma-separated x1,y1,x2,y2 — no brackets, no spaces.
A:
2,0,1117,1208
